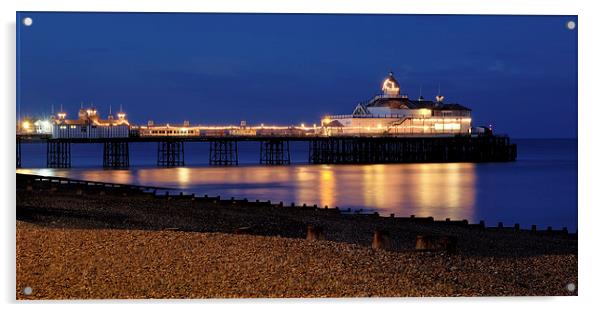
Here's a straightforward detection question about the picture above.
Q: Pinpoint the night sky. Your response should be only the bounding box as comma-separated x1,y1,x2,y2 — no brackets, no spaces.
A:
17,12,577,138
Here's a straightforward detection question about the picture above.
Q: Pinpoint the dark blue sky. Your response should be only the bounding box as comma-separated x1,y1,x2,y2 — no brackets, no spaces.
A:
17,12,577,138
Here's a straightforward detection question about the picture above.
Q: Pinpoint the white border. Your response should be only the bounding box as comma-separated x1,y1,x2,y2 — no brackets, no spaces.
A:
2,0,600,311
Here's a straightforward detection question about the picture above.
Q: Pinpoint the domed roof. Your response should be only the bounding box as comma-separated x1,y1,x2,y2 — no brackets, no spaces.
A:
381,71,400,96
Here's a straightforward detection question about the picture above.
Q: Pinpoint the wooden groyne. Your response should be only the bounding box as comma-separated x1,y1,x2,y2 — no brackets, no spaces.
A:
17,173,572,239
16,173,169,196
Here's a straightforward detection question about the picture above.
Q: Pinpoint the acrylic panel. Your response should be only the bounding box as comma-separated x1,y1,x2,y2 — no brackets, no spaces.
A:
16,12,577,299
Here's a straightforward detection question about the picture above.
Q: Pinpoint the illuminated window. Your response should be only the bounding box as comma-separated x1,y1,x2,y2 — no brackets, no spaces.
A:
434,123,461,131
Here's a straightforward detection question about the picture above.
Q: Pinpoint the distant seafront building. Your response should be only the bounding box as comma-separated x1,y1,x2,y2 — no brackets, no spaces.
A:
321,72,472,136
51,105,130,138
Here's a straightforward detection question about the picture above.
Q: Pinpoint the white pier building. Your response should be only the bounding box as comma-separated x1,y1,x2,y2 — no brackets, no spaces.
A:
321,72,472,136
52,105,130,139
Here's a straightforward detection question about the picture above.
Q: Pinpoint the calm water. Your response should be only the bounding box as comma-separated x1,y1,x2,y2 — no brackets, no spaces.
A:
17,139,578,231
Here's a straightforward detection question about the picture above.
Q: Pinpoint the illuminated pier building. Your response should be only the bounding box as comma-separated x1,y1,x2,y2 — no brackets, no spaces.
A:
321,72,472,136
16,78,515,168
52,105,130,138
43,73,473,139
134,121,308,137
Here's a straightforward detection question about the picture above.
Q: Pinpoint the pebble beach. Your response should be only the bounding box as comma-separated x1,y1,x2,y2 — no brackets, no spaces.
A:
16,174,578,299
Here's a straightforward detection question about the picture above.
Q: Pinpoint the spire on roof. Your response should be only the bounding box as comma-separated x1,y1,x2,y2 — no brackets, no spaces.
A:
57,103,66,120
435,83,445,103
107,104,114,120
382,71,400,97
117,104,126,120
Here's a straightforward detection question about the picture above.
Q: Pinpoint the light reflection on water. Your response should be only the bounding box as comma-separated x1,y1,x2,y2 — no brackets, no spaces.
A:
17,163,476,221
16,139,578,230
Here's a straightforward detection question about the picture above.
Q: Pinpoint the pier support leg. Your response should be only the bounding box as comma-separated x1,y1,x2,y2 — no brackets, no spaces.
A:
260,140,290,165
16,137,22,168
309,139,331,164
103,141,130,169
47,140,71,168
209,140,238,166
157,141,185,167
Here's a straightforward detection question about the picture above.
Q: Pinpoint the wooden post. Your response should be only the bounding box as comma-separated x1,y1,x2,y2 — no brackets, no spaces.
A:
306,225,325,241
372,230,391,251
415,235,429,250
441,236,458,254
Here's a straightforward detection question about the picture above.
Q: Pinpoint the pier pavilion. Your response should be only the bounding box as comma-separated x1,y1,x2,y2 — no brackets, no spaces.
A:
52,105,130,139
321,72,472,136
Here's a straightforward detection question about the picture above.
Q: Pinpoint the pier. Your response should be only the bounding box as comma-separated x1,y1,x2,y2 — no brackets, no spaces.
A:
15,72,520,169
16,133,516,168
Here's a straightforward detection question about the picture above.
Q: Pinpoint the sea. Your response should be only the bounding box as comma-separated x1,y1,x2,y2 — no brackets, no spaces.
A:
16,139,578,231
